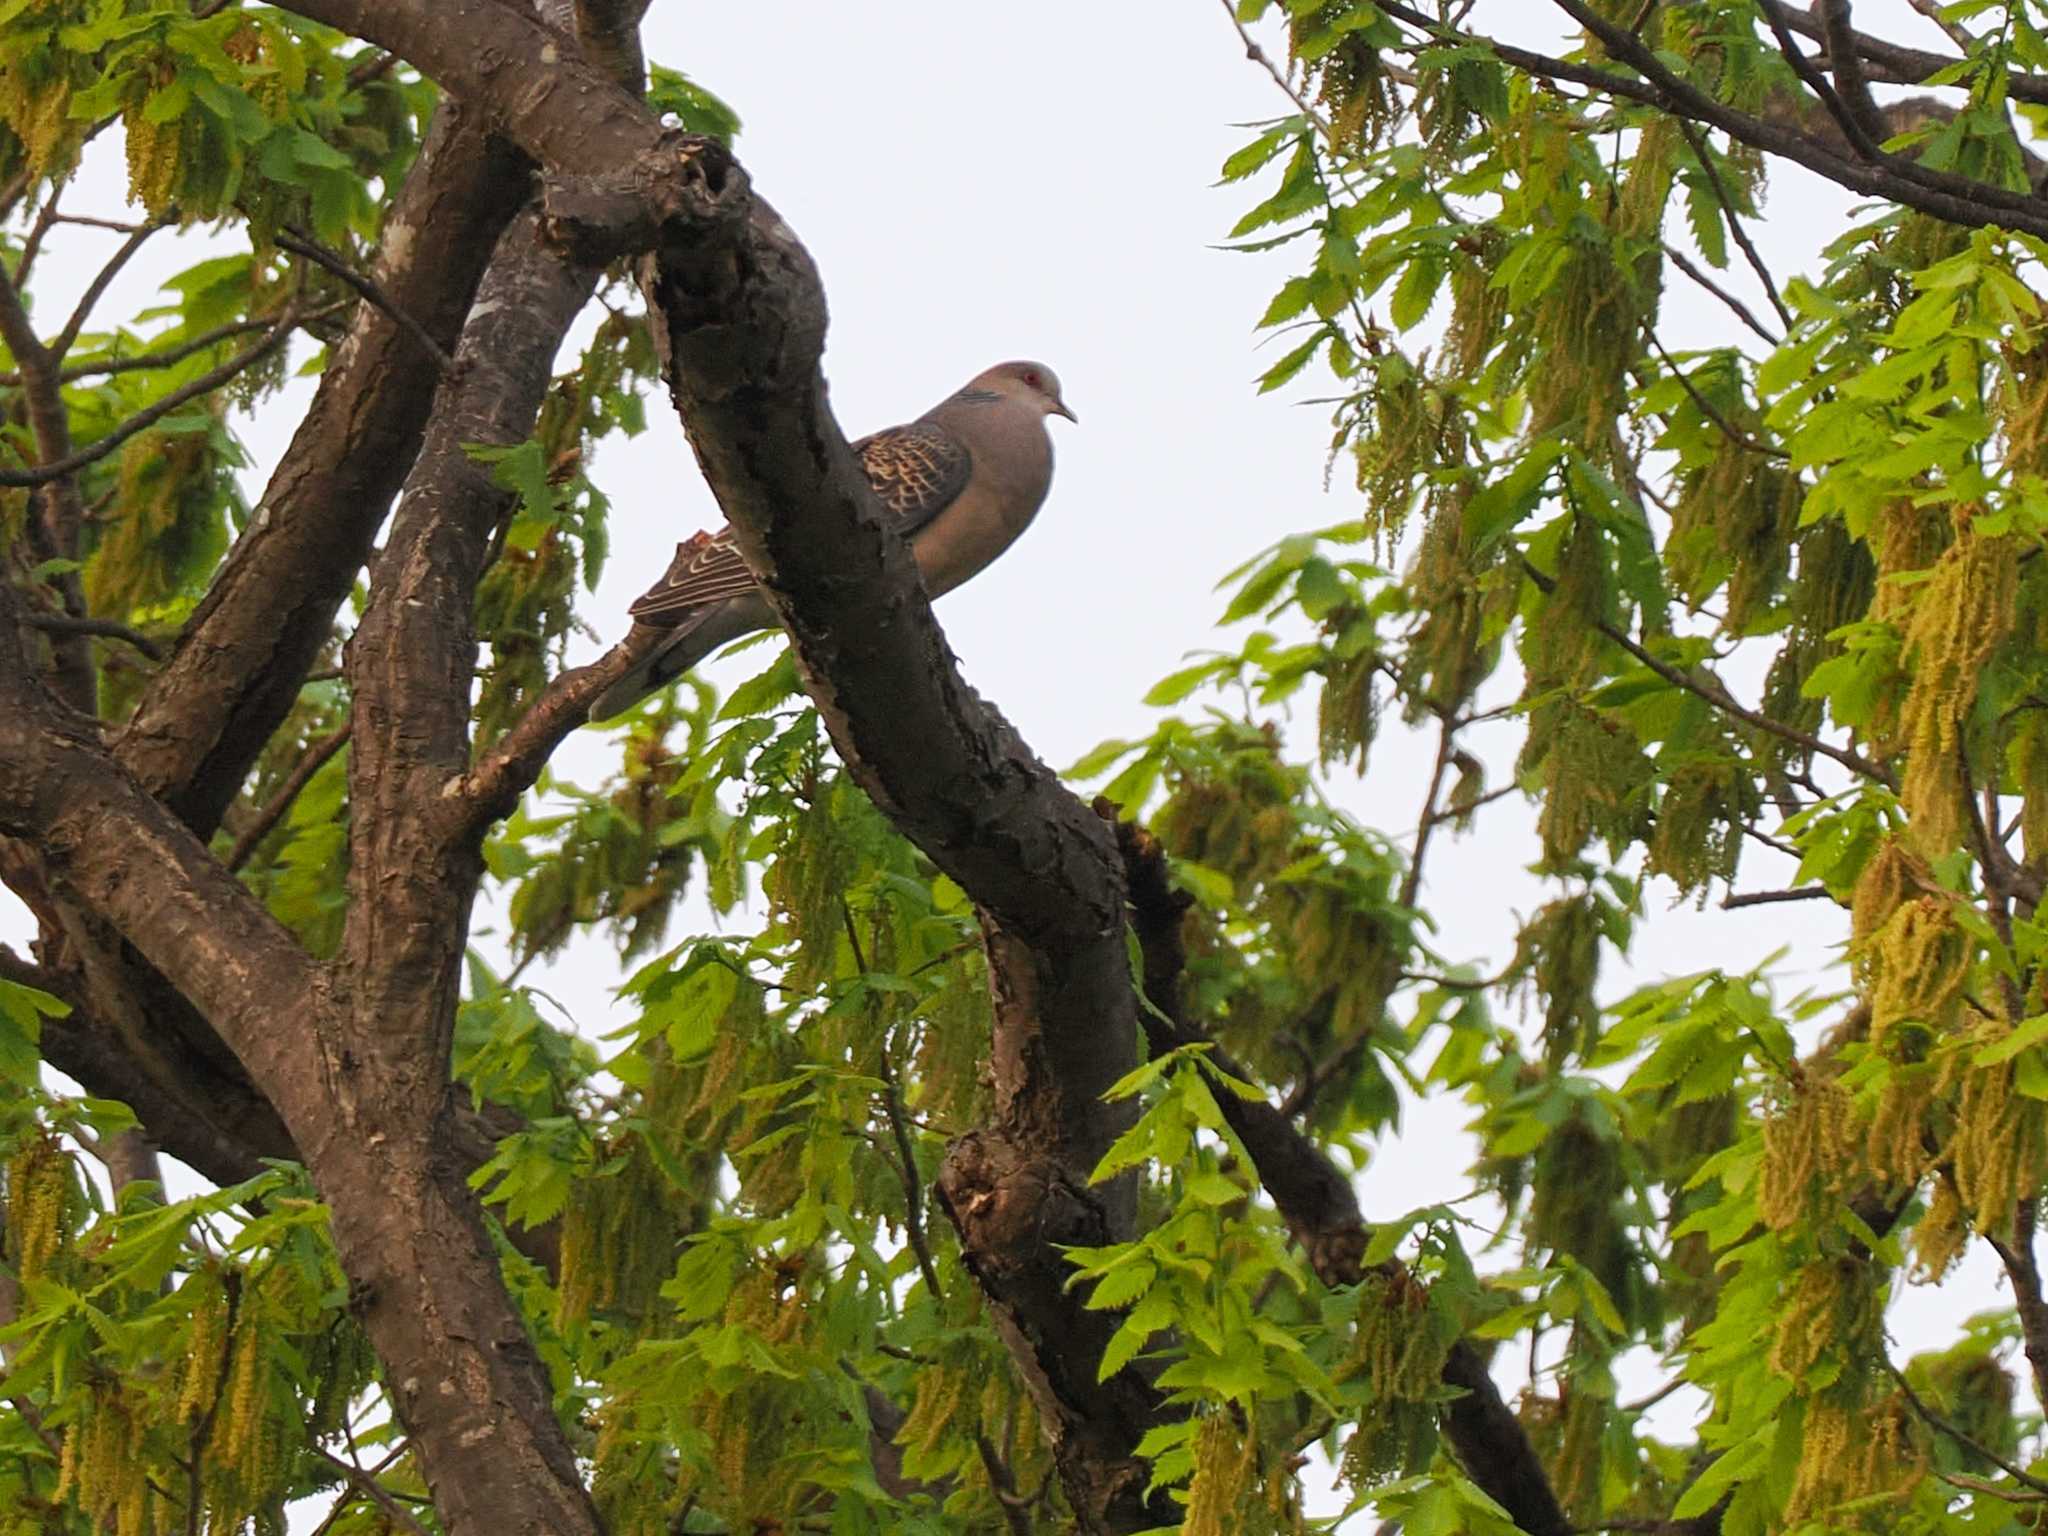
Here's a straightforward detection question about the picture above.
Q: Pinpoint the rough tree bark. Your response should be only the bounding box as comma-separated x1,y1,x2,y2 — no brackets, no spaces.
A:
0,1,1646,1530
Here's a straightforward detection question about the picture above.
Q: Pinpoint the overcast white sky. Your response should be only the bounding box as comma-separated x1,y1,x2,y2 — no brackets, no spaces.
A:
0,0,2025,1517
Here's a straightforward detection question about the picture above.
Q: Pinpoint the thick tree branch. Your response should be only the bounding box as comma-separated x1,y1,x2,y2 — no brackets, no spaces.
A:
342,195,603,1054
116,101,529,836
1758,0,2043,104
1758,1,1884,164
259,6,1167,1522
0,109,532,1335
459,640,649,830
0,590,325,1103
631,186,1163,1526
1814,0,1889,150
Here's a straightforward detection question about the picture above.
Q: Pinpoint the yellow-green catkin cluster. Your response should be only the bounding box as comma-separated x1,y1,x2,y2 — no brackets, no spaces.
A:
173,1266,234,1432
557,1136,679,1335
1289,3,1393,152
1182,1413,1305,1536
894,1355,1051,1520
121,67,183,217
1523,699,1654,870
1443,230,1509,386
895,1357,972,1478
1526,518,1616,694
591,1405,679,1536
1337,1270,1451,1486
53,1386,156,1536
1784,1394,1923,1526
1351,355,1433,550
1645,758,1758,901
89,426,223,622
1896,522,2016,858
1757,1074,1860,1231
909,943,995,1132
0,6,85,180
1768,1258,1880,1386
1667,437,1803,633
1864,1058,1952,1194
1401,481,1509,720
1514,895,1603,1069
1520,1368,1611,1526
2014,563,2048,867
4,1131,69,1284
1951,1015,2048,1235
662,1264,822,1531
1521,208,1645,460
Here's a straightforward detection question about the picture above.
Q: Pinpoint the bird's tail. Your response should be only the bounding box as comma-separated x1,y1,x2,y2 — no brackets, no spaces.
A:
587,611,727,722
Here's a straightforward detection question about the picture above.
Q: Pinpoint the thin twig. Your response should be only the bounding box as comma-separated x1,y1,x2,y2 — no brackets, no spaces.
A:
1620,1377,1689,1415
225,723,352,872
48,212,151,234
842,899,947,1302
974,1434,1033,1536
1904,0,1977,52
276,228,455,372
21,613,164,661
1882,1356,2048,1497
1216,0,1339,141
0,308,300,487
51,220,166,361
1662,243,1781,347
308,1447,436,1536
1983,1201,2048,1414
1720,885,1833,910
15,185,64,285
1519,558,1893,787
1670,120,1797,334
1419,782,1515,830
1642,332,1789,460
1401,714,1459,909
0,305,343,388
346,49,401,89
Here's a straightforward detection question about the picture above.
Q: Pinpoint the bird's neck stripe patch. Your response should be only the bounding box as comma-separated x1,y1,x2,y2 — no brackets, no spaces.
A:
949,388,1001,405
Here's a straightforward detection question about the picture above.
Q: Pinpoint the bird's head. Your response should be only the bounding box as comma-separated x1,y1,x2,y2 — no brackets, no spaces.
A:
975,360,1077,423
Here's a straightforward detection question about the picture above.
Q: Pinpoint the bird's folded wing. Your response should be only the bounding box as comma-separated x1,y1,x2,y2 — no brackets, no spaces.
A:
855,420,972,531
621,421,971,623
626,530,758,622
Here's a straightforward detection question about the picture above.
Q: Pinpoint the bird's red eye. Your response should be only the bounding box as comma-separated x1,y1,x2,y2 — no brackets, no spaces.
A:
1024,371,1041,388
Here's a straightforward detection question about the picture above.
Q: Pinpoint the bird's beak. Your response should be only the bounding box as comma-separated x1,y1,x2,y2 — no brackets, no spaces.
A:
1052,398,1078,423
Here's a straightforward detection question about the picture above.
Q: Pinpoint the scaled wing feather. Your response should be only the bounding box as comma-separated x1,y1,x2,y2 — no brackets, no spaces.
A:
853,420,972,530
622,421,972,622
626,533,755,622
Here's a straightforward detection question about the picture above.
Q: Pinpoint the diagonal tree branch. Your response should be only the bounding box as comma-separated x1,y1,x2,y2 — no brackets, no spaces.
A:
116,100,529,835
0,592,324,1099
1107,808,1569,1536
1814,0,1889,150
259,6,1169,1524
1368,0,2048,240
0,307,300,491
